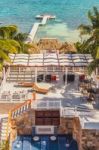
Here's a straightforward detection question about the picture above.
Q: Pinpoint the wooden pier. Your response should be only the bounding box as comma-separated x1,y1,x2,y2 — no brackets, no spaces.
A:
26,15,56,43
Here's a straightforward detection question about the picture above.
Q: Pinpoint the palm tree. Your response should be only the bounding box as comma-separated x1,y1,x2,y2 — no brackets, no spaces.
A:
0,25,18,39
0,25,40,69
0,39,20,70
0,25,37,54
0,25,29,53
0,25,30,69
77,7,99,74
14,32,30,53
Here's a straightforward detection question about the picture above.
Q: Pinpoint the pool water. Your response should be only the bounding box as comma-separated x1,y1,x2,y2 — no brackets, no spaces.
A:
12,135,78,150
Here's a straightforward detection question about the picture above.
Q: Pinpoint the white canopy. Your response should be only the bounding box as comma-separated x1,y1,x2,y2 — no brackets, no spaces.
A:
8,53,93,67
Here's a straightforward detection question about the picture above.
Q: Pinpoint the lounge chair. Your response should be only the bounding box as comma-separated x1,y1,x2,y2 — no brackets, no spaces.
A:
18,82,34,87
32,83,49,94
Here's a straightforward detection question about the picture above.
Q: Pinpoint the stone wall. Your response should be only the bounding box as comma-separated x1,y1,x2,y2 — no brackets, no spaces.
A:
10,109,99,150
82,129,99,150
10,109,35,137
59,117,82,150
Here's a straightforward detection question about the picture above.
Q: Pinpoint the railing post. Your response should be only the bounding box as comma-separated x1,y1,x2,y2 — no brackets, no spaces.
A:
74,106,77,116
32,91,36,101
60,106,63,117
35,67,37,83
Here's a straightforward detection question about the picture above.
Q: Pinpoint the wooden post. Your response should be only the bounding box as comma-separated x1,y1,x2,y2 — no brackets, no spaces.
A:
35,67,37,83
65,67,68,85
32,91,36,101
43,66,46,82
3,67,5,79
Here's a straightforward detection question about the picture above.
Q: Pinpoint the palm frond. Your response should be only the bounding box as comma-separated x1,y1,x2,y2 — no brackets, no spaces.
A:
14,33,28,42
93,7,99,20
96,46,99,59
78,24,92,35
0,40,18,53
6,39,21,49
0,27,9,39
88,7,99,28
0,25,18,39
0,50,10,61
88,59,99,75
6,25,18,39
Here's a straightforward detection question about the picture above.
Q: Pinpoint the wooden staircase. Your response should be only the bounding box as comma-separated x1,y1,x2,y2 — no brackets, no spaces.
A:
0,98,33,147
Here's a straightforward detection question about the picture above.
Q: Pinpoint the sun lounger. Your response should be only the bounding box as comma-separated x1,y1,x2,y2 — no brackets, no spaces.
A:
32,83,49,94
18,82,34,87
18,82,49,94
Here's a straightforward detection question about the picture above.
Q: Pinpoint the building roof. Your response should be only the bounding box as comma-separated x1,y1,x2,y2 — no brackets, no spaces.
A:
8,53,93,67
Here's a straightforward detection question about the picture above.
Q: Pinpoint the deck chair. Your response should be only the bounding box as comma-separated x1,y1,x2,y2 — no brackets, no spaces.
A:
18,82,34,87
32,83,49,94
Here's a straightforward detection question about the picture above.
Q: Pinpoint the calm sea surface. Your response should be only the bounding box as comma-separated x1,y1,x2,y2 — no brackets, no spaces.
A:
0,0,99,41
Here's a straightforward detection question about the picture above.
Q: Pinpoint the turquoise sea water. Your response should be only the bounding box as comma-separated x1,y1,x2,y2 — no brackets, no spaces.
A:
0,0,99,41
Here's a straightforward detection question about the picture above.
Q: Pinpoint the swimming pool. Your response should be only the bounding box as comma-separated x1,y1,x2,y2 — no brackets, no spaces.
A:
12,135,78,150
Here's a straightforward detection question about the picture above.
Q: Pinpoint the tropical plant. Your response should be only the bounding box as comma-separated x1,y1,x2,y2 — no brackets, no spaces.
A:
0,24,41,69
77,7,99,74
0,39,20,70
0,25,38,54
0,25,19,69
0,25,18,39
0,25,31,69
0,25,29,53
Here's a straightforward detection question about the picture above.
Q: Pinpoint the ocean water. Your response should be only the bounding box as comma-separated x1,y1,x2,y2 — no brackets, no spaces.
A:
0,0,99,42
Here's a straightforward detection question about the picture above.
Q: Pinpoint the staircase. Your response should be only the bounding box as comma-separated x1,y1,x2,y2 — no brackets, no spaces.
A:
0,117,8,142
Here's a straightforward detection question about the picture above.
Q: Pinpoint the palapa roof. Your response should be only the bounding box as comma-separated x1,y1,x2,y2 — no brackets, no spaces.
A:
37,38,77,53
37,38,62,51
8,53,93,67
59,42,77,53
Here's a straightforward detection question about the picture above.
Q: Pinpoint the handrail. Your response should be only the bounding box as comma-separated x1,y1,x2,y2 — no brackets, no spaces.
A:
11,99,32,118
11,99,31,113
62,106,99,116
5,98,33,146
6,111,11,141
32,100,62,109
